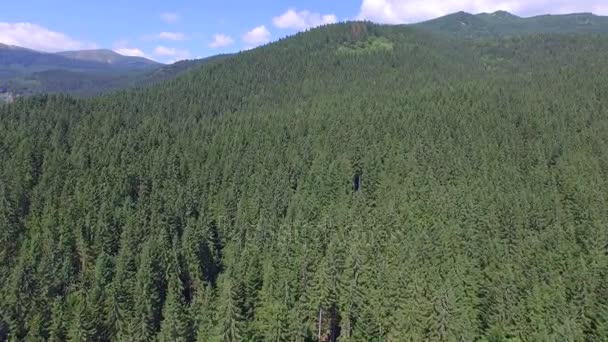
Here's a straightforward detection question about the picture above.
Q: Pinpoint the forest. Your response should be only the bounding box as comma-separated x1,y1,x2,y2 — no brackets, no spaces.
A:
1,21,608,341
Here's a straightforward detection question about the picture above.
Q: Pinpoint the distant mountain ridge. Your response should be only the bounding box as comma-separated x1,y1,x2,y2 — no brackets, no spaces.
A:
0,45,118,74
57,49,160,70
414,11,608,38
0,45,161,73
0,44,231,101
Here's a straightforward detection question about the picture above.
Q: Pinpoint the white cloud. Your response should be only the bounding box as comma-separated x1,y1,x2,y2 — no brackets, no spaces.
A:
113,40,149,58
357,0,608,24
273,9,338,30
242,25,271,49
115,48,146,57
0,22,96,52
154,45,190,61
209,34,234,48
160,12,180,24
157,32,186,41
154,46,176,56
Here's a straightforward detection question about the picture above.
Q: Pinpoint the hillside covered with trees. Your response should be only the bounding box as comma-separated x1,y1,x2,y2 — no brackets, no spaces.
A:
1,21,608,341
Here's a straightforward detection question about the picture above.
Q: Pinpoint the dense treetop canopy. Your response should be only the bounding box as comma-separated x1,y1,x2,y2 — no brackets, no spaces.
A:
1,22,608,341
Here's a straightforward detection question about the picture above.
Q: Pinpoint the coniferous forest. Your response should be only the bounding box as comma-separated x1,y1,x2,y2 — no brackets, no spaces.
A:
1,22,608,341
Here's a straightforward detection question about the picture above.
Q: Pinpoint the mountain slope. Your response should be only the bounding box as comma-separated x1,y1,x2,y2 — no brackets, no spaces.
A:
1,22,608,341
132,53,233,86
415,11,608,38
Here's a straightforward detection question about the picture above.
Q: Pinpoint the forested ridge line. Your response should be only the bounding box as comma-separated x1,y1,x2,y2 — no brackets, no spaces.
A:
1,22,608,341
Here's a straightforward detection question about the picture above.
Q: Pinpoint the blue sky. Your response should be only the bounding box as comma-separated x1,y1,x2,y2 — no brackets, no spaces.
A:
2,0,608,63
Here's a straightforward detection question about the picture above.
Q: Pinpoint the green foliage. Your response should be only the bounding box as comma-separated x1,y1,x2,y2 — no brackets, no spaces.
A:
337,36,394,55
1,21,608,341
213,274,245,342
158,275,191,342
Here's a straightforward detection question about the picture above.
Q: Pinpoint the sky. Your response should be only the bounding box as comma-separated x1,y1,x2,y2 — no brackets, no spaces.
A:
1,0,608,63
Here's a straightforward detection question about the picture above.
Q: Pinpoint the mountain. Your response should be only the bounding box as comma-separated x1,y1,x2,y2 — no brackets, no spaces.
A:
0,45,155,100
415,10,608,38
0,44,120,74
2,19,608,341
3,10,608,101
0,45,160,72
0,45,229,101
56,49,160,70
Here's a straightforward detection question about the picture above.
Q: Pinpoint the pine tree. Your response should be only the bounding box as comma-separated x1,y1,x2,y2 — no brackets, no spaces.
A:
131,241,162,341
67,292,94,342
48,298,66,342
213,275,244,342
193,284,216,342
254,261,291,341
158,243,192,342
158,274,192,341
89,252,113,341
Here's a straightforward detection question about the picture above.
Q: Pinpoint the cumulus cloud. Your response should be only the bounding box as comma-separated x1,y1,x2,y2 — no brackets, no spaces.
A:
242,25,271,49
0,22,96,52
154,46,175,56
154,45,190,61
112,40,151,58
273,9,338,30
114,48,146,57
209,34,234,48
157,32,186,41
358,0,608,24
160,12,180,24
